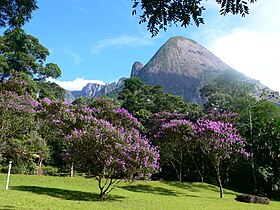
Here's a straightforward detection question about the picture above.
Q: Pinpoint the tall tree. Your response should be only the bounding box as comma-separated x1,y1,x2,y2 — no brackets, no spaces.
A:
249,100,280,195
195,113,250,198
0,89,50,173
154,118,195,182
0,28,61,81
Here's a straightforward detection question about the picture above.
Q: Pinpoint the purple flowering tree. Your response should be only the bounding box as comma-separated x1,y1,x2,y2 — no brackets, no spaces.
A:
154,118,194,182
46,99,159,199
0,91,40,144
195,116,250,198
149,112,206,182
0,90,50,172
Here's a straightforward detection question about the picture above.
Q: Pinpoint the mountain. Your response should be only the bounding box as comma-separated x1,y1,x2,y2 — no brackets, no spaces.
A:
65,77,126,103
64,36,278,105
131,36,233,103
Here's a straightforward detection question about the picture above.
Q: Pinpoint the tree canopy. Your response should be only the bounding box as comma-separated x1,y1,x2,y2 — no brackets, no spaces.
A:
132,0,257,36
0,28,61,81
0,0,38,29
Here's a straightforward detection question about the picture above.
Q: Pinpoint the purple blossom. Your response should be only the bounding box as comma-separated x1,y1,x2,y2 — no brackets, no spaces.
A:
42,97,52,105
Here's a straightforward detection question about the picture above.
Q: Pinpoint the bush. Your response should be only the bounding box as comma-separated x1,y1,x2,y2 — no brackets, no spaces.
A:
41,165,59,175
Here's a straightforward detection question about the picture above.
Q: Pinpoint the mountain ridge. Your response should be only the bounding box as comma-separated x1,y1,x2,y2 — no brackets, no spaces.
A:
64,36,278,105
64,77,126,103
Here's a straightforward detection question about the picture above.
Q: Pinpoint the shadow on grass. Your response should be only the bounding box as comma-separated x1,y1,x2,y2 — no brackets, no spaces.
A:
162,181,237,196
119,184,179,196
11,186,124,202
162,181,201,192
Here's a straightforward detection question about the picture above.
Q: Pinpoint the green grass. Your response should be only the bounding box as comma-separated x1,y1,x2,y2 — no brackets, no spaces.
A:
0,173,279,210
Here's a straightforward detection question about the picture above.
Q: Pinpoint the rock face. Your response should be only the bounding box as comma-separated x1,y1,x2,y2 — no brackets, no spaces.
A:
65,77,126,102
132,36,233,103
130,61,143,78
74,83,104,98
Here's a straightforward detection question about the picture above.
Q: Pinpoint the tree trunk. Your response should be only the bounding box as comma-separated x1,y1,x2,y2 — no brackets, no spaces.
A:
217,176,224,198
97,177,120,200
170,161,181,182
214,162,224,198
249,104,257,189
191,154,204,182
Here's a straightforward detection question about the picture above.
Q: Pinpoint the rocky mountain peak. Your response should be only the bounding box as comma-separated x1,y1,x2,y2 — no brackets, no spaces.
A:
130,61,143,78
141,36,231,78
65,77,126,103
134,36,234,103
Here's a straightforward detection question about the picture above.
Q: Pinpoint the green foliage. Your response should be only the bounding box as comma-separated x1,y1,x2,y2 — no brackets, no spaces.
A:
200,70,280,195
118,78,198,126
200,70,256,112
10,159,37,174
39,63,62,80
250,100,280,194
0,28,61,80
41,165,59,175
132,0,256,37
0,88,50,174
0,0,38,29
0,71,38,97
37,81,66,101
73,95,121,110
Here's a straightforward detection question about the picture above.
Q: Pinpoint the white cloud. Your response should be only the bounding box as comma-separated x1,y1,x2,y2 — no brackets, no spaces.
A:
48,77,106,91
206,0,280,92
64,49,82,65
76,6,87,12
91,35,153,53
209,30,280,92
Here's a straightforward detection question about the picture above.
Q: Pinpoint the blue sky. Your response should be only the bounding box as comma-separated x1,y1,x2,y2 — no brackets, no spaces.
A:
22,0,280,91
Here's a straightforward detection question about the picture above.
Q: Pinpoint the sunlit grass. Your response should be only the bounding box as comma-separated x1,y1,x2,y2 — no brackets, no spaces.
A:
0,173,278,210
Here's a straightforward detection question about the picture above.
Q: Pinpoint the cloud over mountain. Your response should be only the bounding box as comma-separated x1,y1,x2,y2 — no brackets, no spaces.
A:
48,77,105,91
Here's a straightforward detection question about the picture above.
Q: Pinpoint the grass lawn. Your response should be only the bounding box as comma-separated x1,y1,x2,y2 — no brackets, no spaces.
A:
0,173,279,210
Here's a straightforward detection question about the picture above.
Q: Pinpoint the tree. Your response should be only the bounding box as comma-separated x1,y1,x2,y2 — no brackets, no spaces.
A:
200,70,256,112
147,111,206,181
39,63,62,81
0,89,50,173
0,0,38,29
249,100,280,195
66,119,159,199
36,81,66,101
45,98,159,199
200,70,280,194
0,70,38,97
132,0,257,36
195,113,250,198
154,118,195,182
0,28,61,81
